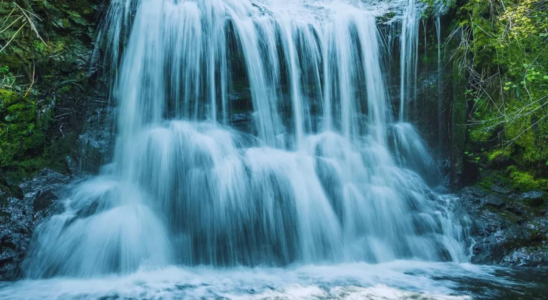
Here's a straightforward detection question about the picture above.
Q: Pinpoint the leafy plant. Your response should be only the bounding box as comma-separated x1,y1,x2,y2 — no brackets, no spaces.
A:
454,0,548,176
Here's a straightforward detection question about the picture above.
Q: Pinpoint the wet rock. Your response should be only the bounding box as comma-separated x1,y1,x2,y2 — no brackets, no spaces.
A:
77,107,116,173
0,169,70,280
519,191,547,207
0,195,33,280
505,204,528,217
230,112,253,133
501,246,548,267
482,194,505,208
490,184,512,194
33,190,57,213
0,177,23,201
76,201,99,219
458,186,548,267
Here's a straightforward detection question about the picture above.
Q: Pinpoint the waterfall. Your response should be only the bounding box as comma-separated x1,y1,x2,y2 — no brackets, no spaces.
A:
435,16,443,147
399,0,419,122
23,0,469,279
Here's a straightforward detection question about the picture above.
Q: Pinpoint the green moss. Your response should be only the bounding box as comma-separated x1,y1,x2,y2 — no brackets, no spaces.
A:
0,89,20,107
488,149,511,163
477,176,494,190
0,87,83,177
507,166,548,192
0,89,48,172
0,0,99,180
457,0,548,185
469,127,493,143
477,169,511,191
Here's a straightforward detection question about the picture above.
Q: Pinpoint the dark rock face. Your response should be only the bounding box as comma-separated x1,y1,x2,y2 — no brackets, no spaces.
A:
33,190,57,213
458,186,548,267
0,169,69,280
77,106,116,173
229,112,253,133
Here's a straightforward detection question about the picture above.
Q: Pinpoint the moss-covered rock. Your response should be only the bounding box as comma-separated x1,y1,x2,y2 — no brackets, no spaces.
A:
507,166,548,192
0,0,106,280
453,0,548,187
0,90,48,171
0,0,105,179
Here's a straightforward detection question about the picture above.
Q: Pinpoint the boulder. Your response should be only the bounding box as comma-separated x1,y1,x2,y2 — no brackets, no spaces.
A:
0,169,69,280
458,186,548,267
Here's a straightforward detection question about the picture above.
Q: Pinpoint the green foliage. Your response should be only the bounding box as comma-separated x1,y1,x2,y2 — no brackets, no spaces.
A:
476,165,548,193
0,89,48,171
0,0,98,178
457,0,548,179
0,66,16,88
488,149,511,163
507,166,548,191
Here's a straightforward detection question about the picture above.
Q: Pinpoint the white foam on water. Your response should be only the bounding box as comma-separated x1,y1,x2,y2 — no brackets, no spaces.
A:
0,261,515,300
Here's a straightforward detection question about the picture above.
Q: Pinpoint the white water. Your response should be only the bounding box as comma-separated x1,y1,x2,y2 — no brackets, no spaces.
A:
399,0,419,121
435,16,443,146
1,0,491,298
1,262,519,300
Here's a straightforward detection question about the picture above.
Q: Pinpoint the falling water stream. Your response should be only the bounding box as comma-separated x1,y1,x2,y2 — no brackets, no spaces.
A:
0,0,546,299
435,15,443,147
399,0,418,122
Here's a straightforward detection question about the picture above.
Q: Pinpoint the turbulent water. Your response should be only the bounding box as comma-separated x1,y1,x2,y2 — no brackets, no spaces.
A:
2,262,548,300
4,0,545,299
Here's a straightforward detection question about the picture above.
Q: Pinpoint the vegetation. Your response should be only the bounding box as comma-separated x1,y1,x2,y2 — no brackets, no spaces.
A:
0,0,99,178
452,0,548,190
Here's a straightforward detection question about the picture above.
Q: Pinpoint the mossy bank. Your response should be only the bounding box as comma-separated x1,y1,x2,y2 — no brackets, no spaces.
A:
0,0,106,184
0,0,107,279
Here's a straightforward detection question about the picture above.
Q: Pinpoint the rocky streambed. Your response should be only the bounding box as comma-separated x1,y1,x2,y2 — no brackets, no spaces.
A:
0,169,70,280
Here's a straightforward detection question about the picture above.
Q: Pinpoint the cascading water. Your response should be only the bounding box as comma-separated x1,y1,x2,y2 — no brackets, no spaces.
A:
435,15,443,147
399,0,419,122
390,0,436,182
22,0,470,279
23,0,469,278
